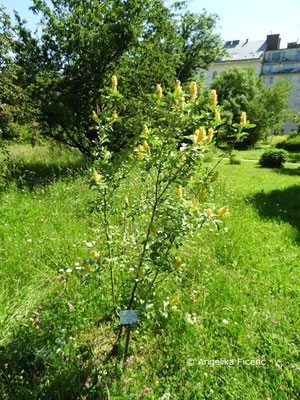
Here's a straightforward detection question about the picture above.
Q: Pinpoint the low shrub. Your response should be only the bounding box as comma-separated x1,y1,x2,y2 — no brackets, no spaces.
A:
259,149,287,168
276,136,300,152
229,155,241,165
267,135,287,148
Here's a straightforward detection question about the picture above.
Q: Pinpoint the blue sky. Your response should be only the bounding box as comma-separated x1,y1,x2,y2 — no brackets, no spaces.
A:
1,0,300,48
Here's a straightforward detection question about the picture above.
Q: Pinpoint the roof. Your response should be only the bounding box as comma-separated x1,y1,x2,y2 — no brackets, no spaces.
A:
218,39,267,62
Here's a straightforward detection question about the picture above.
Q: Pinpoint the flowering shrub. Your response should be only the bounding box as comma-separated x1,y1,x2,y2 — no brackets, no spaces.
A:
85,77,250,323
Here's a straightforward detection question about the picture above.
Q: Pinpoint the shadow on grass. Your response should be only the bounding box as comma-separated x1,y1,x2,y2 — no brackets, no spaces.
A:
252,185,300,241
4,158,90,190
274,167,300,176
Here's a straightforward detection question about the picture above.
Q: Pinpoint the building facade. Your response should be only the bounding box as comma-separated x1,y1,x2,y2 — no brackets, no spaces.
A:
203,34,300,134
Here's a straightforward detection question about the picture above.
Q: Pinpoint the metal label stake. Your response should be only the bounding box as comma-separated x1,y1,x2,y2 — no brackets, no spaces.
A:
120,310,139,363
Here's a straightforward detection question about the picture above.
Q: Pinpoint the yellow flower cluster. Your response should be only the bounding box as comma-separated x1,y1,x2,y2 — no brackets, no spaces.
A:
210,89,218,106
92,111,99,123
172,295,179,305
217,206,229,216
198,188,206,200
205,208,212,218
142,125,149,135
124,196,129,207
176,186,183,198
93,170,100,182
136,140,151,159
175,80,183,93
156,84,163,99
179,96,185,105
93,251,99,261
211,171,219,182
191,200,199,211
193,127,206,145
240,111,247,125
190,81,197,101
179,151,186,163
207,128,214,143
215,110,221,121
112,112,118,119
112,75,117,92
174,256,181,269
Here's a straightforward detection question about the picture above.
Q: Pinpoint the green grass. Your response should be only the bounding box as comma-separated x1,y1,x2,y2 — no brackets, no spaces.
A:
0,145,299,399
215,147,300,163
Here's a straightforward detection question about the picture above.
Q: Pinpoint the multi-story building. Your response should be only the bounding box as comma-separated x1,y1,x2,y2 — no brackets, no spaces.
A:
202,34,300,133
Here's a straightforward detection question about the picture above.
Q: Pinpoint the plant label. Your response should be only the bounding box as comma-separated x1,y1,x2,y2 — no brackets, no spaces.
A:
120,310,139,325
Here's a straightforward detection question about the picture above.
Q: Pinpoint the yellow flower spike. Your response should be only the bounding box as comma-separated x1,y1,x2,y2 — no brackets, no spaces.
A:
217,206,229,216
156,84,163,99
142,125,149,135
194,127,206,145
211,171,219,182
167,221,174,229
137,268,143,278
179,151,186,163
92,111,99,123
93,251,99,261
210,89,218,107
174,256,182,270
190,81,198,101
207,128,214,143
124,196,129,207
137,144,144,152
198,188,206,200
179,96,185,105
172,295,179,305
112,75,117,92
84,262,92,272
93,170,100,182
240,111,247,125
215,110,221,122
112,112,118,119
205,208,212,218
191,200,199,211
142,140,149,151
176,186,183,198
175,80,183,93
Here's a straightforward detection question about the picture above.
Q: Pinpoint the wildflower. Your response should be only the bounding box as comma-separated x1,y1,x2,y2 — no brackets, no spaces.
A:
66,268,72,273
205,208,212,218
142,140,150,152
172,295,179,305
137,268,143,277
210,89,218,106
240,111,247,125
207,128,214,143
92,111,99,123
93,250,99,261
211,171,219,182
198,188,206,200
112,75,117,92
176,186,183,198
124,196,129,207
93,170,100,182
222,319,228,324
174,256,182,269
156,84,163,99
167,221,174,229
112,112,118,119
137,144,144,152
179,151,186,162
215,110,221,121
191,200,199,211
179,96,185,105
142,124,149,135
217,206,229,216
190,81,197,101
175,80,183,93
84,263,92,272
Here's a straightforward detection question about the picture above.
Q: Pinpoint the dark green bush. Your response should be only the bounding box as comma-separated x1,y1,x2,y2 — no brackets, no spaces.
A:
276,135,300,152
259,149,287,168
229,155,241,165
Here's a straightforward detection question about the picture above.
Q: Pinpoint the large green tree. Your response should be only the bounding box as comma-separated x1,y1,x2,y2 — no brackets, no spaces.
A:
211,67,291,148
13,0,223,156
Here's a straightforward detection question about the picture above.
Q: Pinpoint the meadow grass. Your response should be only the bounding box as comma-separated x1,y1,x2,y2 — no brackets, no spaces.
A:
0,145,299,399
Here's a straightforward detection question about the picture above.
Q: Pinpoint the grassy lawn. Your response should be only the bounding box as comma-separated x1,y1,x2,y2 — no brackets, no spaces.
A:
215,147,300,163
0,145,299,399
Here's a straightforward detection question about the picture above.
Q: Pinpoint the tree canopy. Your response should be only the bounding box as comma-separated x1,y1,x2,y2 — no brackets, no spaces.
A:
211,67,291,148
12,0,223,156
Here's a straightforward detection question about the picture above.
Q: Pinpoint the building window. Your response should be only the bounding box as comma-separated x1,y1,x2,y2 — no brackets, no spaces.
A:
297,89,300,97
283,64,294,71
284,76,292,82
281,51,286,59
265,77,274,84
212,71,217,79
271,52,280,60
295,104,300,110
265,65,275,73
297,50,300,60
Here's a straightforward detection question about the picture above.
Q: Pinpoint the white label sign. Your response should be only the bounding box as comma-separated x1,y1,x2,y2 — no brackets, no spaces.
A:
120,310,139,325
